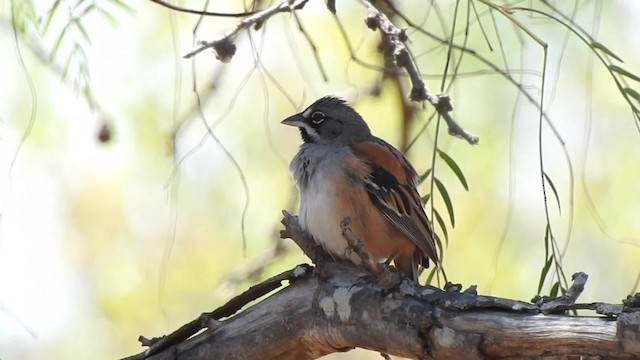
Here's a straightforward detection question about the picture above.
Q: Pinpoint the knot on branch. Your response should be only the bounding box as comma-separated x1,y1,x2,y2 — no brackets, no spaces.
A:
433,93,453,112
210,39,237,63
623,293,640,311
183,0,309,60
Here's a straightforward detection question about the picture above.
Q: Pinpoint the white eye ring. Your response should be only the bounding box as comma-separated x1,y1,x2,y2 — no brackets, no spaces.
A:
310,111,325,124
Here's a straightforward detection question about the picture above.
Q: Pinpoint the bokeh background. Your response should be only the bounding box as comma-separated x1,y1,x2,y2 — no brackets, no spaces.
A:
1,0,639,359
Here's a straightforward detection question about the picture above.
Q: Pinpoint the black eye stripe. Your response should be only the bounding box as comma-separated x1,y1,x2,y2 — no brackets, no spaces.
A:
310,111,325,124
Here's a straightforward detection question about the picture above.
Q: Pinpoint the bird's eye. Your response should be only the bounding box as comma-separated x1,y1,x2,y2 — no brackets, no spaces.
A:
310,111,325,124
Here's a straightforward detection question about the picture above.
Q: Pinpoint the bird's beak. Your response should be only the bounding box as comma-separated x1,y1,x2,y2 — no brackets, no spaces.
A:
281,113,306,127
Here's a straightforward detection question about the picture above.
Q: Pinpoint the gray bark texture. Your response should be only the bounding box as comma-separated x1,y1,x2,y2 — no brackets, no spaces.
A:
138,261,640,360
121,214,640,360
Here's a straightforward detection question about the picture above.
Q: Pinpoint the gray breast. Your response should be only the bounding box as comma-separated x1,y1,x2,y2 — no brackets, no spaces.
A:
289,144,350,189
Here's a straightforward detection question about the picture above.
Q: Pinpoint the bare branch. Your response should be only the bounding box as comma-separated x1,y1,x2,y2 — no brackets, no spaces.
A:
280,210,331,264
340,217,405,288
361,1,480,145
340,217,383,275
537,271,588,313
147,0,258,17
292,12,329,82
183,0,309,61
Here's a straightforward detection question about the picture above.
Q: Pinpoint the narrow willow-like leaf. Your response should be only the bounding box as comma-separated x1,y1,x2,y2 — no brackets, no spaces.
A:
109,0,135,13
49,25,69,61
543,224,550,257
437,149,469,190
623,88,640,105
434,178,455,228
543,171,561,214
43,0,62,32
610,65,640,82
537,256,553,295
71,18,91,44
421,193,431,205
432,232,444,262
424,266,437,285
432,208,448,245
418,168,432,185
549,281,561,298
62,48,74,79
96,7,117,25
591,41,623,62
77,2,96,18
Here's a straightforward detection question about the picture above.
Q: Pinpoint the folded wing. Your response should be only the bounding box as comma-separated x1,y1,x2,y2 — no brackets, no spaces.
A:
350,140,439,265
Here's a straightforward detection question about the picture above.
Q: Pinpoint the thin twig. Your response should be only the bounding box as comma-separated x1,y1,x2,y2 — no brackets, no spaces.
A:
292,12,329,82
147,0,257,17
340,217,383,275
339,217,405,288
361,0,479,145
183,0,309,61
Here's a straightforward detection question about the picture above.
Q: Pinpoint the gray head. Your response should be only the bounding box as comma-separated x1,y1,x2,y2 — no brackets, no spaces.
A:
281,96,372,146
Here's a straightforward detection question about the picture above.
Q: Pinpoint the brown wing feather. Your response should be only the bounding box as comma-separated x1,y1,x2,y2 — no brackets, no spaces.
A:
351,140,439,264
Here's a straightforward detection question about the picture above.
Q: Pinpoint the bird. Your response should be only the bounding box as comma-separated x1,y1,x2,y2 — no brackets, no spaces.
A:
282,96,439,281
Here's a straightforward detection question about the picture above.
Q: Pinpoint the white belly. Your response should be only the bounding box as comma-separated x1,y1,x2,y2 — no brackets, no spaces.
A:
298,171,352,259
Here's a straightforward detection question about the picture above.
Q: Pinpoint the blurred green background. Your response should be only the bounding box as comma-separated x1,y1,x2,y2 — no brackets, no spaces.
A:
0,1,639,359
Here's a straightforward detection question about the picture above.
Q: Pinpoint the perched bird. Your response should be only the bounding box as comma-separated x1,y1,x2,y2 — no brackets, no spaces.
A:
282,96,439,281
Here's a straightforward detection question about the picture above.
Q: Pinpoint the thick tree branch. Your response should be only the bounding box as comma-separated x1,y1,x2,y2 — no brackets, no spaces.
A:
124,260,640,360
122,216,640,360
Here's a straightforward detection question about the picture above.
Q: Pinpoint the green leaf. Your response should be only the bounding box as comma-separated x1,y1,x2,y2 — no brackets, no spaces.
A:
43,0,62,33
424,266,437,285
77,2,96,19
434,177,455,228
108,0,135,13
418,168,432,185
62,48,74,79
95,7,117,25
543,224,551,259
49,25,69,61
537,256,553,295
549,281,561,298
610,65,640,82
432,232,444,269
13,0,37,34
623,88,640,105
421,193,430,205
543,172,561,214
71,18,91,44
432,208,448,245
439,265,448,283
592,41,623,62
437,149,469,190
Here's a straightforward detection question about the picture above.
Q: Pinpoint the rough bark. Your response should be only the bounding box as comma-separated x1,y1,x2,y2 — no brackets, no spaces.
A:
119,213,640,360
122,259,640,360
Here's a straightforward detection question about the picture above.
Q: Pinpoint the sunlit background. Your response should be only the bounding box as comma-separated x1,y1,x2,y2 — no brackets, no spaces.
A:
0,0,639,359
